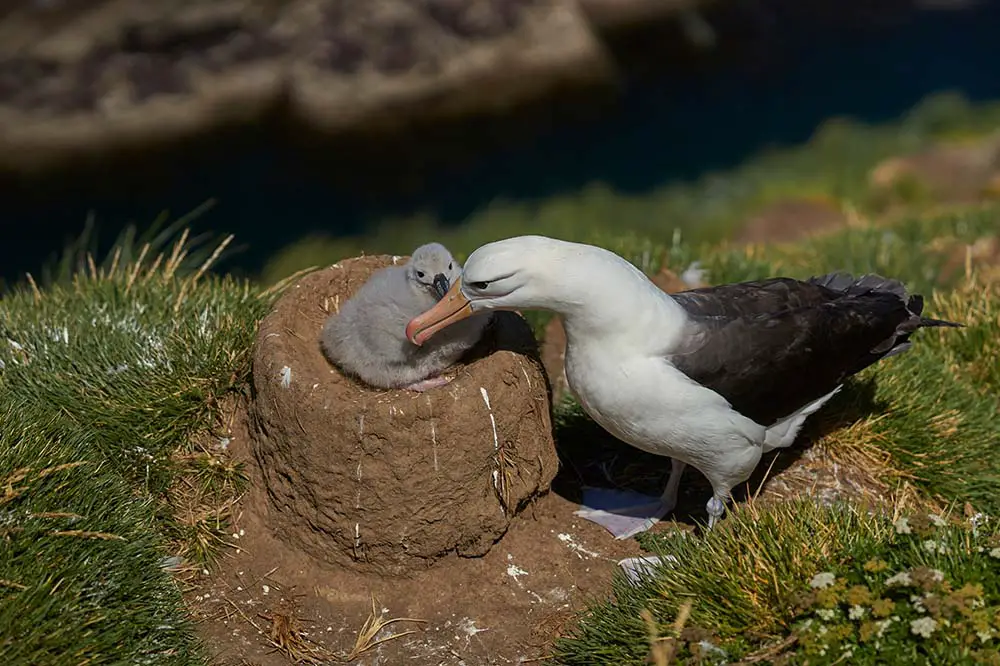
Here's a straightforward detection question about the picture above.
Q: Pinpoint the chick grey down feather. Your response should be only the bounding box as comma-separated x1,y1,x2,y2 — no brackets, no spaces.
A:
320,243,492,391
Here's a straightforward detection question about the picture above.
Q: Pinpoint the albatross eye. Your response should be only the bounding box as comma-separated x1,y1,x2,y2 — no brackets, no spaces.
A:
470,281,490,290
416,270,425,278
448,262,453,271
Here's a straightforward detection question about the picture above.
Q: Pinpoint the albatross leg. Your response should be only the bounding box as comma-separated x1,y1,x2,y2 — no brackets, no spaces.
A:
659,459,687,512
705,494,727,530
403,376,453,392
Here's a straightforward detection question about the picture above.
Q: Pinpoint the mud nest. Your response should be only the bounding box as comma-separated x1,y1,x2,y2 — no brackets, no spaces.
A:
249,254,558,576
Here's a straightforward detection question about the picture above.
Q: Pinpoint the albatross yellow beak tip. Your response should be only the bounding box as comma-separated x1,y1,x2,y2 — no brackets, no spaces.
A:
406,277,474,346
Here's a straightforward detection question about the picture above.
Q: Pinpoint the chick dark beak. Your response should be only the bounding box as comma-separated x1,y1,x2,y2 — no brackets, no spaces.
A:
432,273,450,300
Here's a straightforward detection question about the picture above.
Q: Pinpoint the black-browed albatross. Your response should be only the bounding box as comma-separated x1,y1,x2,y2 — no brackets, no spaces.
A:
404,235,962,537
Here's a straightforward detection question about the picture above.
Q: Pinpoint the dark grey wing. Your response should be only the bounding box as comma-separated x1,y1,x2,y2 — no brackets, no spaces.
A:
670,277,838,318
666,277,915,426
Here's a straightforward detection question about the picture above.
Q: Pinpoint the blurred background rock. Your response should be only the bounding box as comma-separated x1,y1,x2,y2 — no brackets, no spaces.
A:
2,0,999,287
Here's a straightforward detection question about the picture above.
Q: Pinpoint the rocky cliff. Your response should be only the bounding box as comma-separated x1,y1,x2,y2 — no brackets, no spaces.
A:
0,0,636,178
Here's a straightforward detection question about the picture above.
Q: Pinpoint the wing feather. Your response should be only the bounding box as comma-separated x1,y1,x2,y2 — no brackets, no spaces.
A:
665,276,913,426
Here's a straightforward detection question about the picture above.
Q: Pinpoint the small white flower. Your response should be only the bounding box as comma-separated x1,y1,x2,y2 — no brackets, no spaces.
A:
848,605,865,620
816,609,837,622
910,616,938,638
928,514,947,527
910,594,926,613
929,569,945,583
977,629,993,643
894,517,912,534
923,539,948,554
810,572,836,589
989,547,1000,559
876,618,895,638
697,640,727,657
972,598,985,609
885,571,912,586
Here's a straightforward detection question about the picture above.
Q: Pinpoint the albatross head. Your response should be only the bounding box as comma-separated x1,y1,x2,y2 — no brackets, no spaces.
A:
406,242,461,300
405,235,634,346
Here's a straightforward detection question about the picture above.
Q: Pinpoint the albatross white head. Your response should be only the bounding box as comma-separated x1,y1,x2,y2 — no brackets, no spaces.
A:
405,235,672,346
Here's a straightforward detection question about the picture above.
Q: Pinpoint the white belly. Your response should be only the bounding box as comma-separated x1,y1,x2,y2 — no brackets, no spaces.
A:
564,343,766,483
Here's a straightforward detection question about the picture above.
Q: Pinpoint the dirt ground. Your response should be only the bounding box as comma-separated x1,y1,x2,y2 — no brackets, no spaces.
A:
184,400,648,666
181,376,913,666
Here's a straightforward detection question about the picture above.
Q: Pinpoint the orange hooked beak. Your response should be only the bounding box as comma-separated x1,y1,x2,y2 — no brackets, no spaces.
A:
406,276,475,346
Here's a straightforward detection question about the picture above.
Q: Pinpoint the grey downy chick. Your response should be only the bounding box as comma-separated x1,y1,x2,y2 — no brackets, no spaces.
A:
320,242,492,391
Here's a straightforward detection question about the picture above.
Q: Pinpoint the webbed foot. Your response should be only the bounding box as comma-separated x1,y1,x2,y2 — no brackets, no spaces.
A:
404,376,453,392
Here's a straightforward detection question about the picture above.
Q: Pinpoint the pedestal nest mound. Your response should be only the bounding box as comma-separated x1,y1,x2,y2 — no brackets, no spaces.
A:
249,254,558,577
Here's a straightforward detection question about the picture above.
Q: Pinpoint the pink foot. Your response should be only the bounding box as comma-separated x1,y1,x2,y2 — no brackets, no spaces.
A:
404,376,453,392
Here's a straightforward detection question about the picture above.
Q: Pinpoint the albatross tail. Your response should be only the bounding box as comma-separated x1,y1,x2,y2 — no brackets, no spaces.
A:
808,271,963,359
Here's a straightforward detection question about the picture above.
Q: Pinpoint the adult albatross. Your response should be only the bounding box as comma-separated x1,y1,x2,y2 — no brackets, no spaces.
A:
404,235,961,536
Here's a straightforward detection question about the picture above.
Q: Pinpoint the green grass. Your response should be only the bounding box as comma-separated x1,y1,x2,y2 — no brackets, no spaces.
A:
260,91,1000,286
0,227,269,664
551,503,1000,665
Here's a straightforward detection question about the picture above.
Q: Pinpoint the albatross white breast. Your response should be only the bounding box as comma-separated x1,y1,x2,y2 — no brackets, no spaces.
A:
404,235,962,537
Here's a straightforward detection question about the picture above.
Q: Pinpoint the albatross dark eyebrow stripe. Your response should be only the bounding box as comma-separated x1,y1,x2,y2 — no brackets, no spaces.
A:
467,272,517,287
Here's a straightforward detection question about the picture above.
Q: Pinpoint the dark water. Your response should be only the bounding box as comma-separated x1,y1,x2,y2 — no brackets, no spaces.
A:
3,1,1000,284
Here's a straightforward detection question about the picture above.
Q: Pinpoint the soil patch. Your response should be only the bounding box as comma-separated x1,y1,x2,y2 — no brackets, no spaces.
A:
732,196,849,246
182,376,922,665
184,378,912,664
186,400,646,665
869,134,1000,206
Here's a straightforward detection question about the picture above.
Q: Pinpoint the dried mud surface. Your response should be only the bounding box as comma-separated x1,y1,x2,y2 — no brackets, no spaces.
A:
249,254,557,577
188,400,647,665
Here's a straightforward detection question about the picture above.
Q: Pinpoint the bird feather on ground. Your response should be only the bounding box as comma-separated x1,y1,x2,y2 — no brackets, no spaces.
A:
320,243,492,391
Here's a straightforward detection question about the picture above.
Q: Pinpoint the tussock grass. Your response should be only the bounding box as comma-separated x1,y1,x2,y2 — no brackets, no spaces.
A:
0,431,200,664
0,223,268,664
552,503,1000,664
552,501,895,664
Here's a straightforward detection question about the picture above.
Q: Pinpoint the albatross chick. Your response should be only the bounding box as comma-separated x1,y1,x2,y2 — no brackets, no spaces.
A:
321,242,492,392
404,235,962,536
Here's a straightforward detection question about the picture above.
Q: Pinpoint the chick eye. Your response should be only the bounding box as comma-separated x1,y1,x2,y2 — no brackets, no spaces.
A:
470,281,490,290
416,270,425,278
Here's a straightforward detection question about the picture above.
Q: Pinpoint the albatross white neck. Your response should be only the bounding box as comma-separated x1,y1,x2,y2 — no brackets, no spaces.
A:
533,243,690,354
